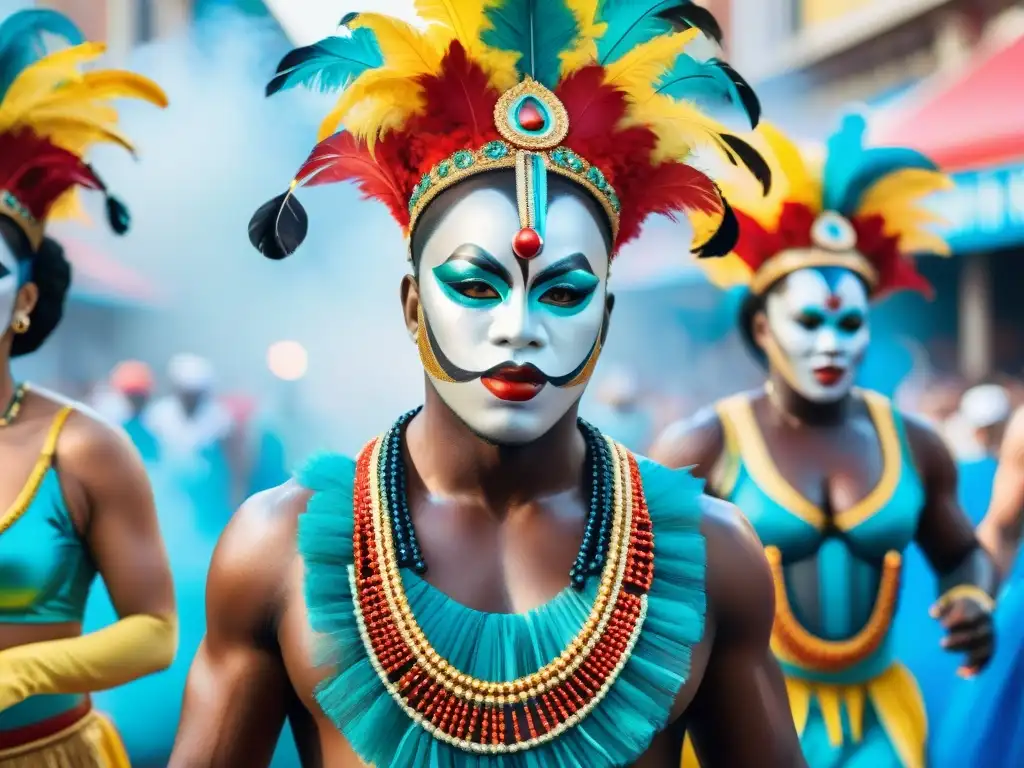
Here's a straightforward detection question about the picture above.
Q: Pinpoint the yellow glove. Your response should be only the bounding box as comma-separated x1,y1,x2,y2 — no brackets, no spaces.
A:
0,613,177,712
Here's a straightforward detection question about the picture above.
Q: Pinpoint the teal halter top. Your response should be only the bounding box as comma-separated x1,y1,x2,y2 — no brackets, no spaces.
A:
715,389,924,685
0,407,96,729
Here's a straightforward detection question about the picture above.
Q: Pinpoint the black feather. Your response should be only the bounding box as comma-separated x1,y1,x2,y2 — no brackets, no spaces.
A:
657,3,723,44
105,195,130,235
720,134,772,195
693,197,739,259
248,191,308,260
339,12,359,27
712,59,761,127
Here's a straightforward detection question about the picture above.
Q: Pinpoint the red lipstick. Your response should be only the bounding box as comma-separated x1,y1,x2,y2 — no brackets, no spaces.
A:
813,366,846,386
481,365,546,402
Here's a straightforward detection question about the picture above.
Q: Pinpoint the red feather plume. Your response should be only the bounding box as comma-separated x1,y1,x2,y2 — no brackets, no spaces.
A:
733,202,933,298
0,129,103,222
296,131,407,226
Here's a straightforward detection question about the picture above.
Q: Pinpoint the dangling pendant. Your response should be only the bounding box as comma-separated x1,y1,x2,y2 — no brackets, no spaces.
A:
513,227,543,259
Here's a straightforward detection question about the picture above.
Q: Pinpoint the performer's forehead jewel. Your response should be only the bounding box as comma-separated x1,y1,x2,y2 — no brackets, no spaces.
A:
249,1,772,270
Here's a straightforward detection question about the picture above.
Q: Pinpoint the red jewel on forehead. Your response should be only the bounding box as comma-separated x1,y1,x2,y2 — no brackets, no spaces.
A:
512,227,543,259
826,294,842,311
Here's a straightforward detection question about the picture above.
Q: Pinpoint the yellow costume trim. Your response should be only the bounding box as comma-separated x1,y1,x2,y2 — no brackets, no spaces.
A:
935,584,996,613
681,666,926,768
715,394,825,529
0,614,177,711
767,546,902,672
0,406,72,537
0,711,129,767
749,248,878,295
714,391,902,533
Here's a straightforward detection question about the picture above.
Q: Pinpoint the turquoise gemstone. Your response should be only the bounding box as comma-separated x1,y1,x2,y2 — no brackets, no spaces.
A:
483,141,508,160
437,160,452,178
587,167,607,189
453,150,474,169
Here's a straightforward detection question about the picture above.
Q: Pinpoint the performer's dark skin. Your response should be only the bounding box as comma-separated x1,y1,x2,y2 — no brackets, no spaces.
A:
169,191,806,768
650,328,996,675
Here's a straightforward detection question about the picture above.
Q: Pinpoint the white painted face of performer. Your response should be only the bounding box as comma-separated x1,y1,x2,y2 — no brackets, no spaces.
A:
761,266,871,403
0,236,20,332
413,174,610,445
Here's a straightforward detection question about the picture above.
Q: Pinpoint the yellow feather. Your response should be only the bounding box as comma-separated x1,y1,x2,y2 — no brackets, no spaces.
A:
342,80,426,153
627,93,731,165
47,189,91,224
0,42,105,124
603,28,698,104
317,69,426,142
28,115,136,153
60,70,169,109
560,0,605,75
348,13,443,79
756,122,820,211
859,168,951,213
695,252,755,288
414,0,489,50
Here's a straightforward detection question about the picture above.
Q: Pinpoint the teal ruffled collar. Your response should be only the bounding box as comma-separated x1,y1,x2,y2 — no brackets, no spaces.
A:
298,447,706,767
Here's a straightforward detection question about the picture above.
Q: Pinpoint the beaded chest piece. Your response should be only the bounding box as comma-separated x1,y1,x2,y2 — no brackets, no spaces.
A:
298,414,709,767
352,414,652,753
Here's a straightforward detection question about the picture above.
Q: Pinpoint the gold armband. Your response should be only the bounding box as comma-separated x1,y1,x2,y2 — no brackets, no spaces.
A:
935,585,995,614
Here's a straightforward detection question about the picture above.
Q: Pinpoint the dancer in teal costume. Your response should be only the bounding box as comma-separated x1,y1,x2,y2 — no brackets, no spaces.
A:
168,2,806,765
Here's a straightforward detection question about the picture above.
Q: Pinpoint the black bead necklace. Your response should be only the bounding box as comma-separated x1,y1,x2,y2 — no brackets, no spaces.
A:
379,409,614,590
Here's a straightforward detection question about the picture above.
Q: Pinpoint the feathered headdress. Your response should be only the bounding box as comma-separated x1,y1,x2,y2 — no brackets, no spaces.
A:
0,9,168,252
250,1,770,263
700,113,953,299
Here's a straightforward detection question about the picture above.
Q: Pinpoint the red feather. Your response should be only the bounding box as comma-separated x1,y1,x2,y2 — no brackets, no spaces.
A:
295,132,408,226
615,161,723,247
0,130,102,221
556,66,628,142
415,41,499,141
853,214,933,299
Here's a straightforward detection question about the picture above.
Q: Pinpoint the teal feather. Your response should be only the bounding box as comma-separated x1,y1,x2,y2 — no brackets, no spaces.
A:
297,441,707,767
0,9,84,102
481,0,580,88
596,0,712,65
655,54,760,127
823,113,938,214
265,28,383,96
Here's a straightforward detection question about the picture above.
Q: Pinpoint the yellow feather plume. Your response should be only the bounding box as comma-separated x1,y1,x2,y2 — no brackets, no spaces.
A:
757,122,821,212
696,251,756,288
559,0,605,75
47,189,91,224
859,167,953,257
342,79,426,152
627,94,732,166
348,14,443,80
603,28,698,105
858,168,952,213
414,0,490,51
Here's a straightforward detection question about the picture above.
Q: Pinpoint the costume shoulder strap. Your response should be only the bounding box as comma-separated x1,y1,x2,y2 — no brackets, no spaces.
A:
42,406,74,459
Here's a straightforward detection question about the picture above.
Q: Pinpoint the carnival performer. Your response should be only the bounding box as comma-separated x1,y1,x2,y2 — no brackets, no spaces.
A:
170,3,806,767
650,116,998,768
0,8,177,767
934,402,1024,767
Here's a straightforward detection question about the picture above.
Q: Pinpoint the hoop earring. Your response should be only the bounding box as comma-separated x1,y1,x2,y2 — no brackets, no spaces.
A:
11,311,30,335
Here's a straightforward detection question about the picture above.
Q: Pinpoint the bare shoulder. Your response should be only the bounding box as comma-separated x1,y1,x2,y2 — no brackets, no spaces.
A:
647,406,725,475
897,408,957,480
1003,407,1024,453
700,495,774,641
207,481,313,634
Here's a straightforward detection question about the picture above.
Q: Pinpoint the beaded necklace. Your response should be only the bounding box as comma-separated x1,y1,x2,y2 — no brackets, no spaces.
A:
0,383,27,427
348,413,656,754
381,408,616,587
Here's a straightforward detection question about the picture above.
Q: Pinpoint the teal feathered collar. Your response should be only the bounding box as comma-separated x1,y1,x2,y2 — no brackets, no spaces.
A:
297,441,706,767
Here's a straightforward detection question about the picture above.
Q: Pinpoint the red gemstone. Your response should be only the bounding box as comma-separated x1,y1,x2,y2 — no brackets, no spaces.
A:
517,99,545,131
826,294,842,310
513,227,543,259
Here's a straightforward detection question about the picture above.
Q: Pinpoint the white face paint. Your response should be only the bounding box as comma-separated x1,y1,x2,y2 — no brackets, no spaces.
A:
764,267,870,402
416,176,609,445
0,236,19,328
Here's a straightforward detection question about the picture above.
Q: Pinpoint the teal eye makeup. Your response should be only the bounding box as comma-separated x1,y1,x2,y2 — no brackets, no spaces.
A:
795,308,825,330
530,270,600,316
432,260,511,309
